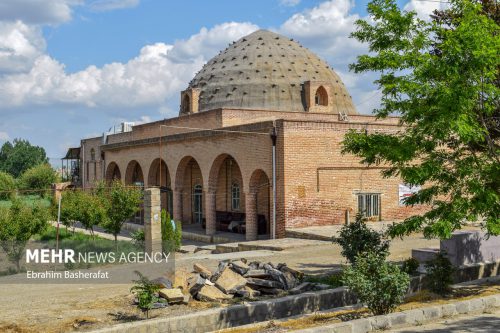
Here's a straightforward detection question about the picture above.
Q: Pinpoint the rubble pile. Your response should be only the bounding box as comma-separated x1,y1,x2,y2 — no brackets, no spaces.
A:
187,259,330,302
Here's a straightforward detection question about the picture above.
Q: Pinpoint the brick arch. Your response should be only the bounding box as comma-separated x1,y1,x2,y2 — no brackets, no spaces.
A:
174,156,204,191
124,160,144,186
315,85,328,106
105,162,121,183
249,169,270,193
247,168,271,239
148,158,171,188
207,153,245,193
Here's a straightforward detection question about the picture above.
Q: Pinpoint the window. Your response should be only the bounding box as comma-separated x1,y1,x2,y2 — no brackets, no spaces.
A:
90,148,95,161
357,193,380,218
314,86,328,106
181,94,191,114
231,182,240,211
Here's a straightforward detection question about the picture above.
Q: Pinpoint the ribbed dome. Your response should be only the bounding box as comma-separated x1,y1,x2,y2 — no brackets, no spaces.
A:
187,30,357,114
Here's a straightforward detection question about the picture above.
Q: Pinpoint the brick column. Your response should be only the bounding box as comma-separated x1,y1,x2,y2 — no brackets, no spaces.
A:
173,189,182,222
205,191,217,236
144,188,162,255
245,192,258,241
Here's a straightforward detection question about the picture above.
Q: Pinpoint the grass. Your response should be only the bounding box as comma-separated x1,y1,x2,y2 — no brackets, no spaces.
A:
0,194,51,208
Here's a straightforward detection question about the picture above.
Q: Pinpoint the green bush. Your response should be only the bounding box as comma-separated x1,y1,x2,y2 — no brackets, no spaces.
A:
402,257,420,276
0,199,49,271
18,163,58,197
425,252,454,295
342,252,410,315
131,229,145,249
334,213,390,264
130,271,161,319
161,209,182,252
0,171,16,200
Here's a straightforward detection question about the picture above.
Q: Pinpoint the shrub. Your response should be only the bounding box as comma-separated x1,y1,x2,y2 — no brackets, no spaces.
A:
425,252,454,295
0,171,16,200
131,229,145,249
0,199,49,271
402,257,420,276
342,252,410,315
334,213,390,263
130,271,161,319
18,163,58,197
161,209,182,252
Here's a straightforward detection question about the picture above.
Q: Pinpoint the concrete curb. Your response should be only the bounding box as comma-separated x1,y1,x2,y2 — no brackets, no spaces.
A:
294,293,500,333
86,287,357,333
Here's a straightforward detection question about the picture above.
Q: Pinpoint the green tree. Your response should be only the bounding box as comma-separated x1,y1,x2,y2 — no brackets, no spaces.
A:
343,0,500,238
0,200,49,272
342,251,410,315
0,139,48,178
100,181,142,243
60,190,108,237
18,163,59,197
0,171,16,200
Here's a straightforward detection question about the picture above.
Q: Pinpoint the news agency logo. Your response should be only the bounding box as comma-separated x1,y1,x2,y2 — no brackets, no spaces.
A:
26,249,170,264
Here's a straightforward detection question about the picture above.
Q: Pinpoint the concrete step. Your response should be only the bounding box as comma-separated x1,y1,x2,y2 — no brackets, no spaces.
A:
215,243,240,254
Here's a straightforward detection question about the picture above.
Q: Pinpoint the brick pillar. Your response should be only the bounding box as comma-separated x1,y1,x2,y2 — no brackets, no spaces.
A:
246,192,258,241
173,189,182,222
144,188,162,255
205,191,216,236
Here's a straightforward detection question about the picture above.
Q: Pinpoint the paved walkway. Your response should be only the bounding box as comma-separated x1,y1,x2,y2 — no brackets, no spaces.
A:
391,309,500,333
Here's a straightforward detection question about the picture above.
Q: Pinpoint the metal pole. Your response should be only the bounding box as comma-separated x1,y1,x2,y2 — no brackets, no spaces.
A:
56,195,62,251
271,126,277,240
82,141,85,188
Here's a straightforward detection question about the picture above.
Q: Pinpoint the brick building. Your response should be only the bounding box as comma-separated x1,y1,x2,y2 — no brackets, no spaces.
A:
69,30,425,240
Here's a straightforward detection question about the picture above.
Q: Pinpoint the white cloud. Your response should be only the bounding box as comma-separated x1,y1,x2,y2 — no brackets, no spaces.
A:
88,0,140,12
0,0,81,25
280,0,301,6
404,0,448,21
0,22,259,113
167,22,258,63
279,0,364,68
0,21,46,74
0,131,10,141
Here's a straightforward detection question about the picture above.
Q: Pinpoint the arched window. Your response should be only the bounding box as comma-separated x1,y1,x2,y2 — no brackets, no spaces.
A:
314,86,328,106
90,148,96,161
182,94,191,114
231,182,240,211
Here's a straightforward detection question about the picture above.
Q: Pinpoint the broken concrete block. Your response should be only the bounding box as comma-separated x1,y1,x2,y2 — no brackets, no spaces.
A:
256,287,283,295
231,260,250,275
264,264,288,289
182,293,191,305
282,270,298,289
246,277,284,289
151,277,173,289
244,269,270,278
159,288,185,304
235,286,261,299
289,282,314,295
197,285,234,302
194,263,213,279
214,267,247,294
188,275,207,296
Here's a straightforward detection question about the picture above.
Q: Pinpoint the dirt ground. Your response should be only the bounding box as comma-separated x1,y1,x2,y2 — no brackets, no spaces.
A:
0,233,442,333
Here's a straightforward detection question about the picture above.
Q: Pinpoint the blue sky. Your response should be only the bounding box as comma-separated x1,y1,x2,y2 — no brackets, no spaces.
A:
0,0,444,164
